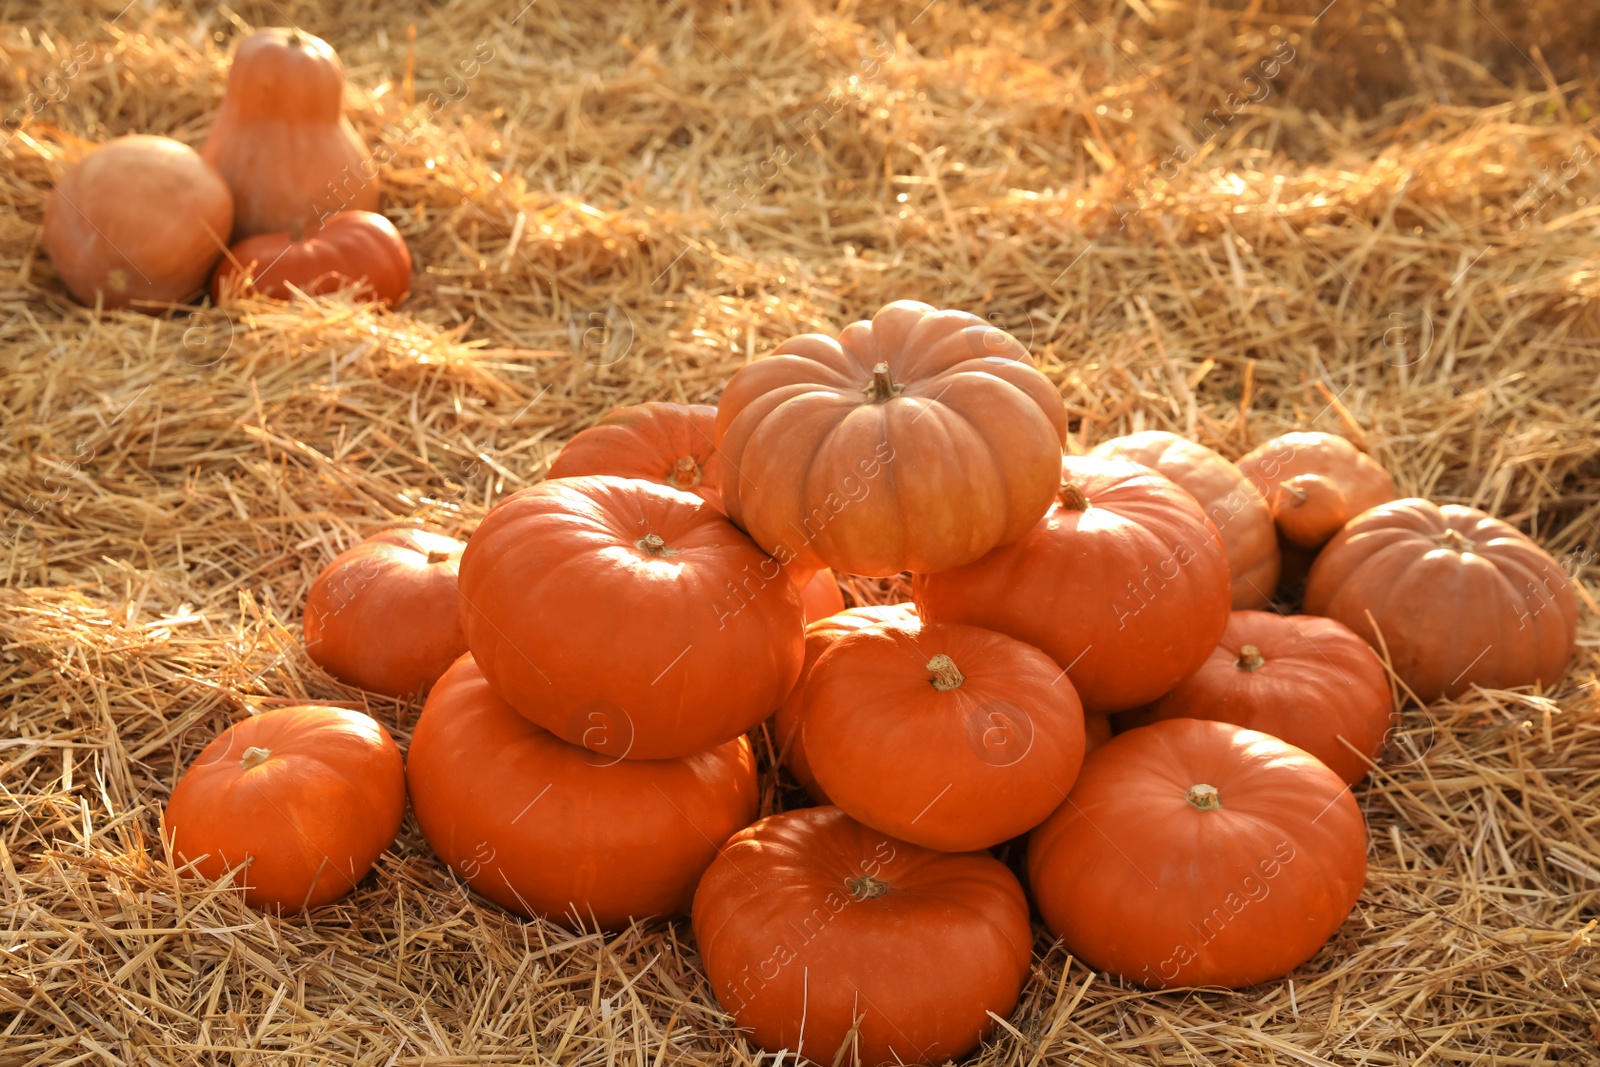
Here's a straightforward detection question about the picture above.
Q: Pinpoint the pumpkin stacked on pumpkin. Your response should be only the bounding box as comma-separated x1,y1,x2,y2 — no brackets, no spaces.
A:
42,28,411,313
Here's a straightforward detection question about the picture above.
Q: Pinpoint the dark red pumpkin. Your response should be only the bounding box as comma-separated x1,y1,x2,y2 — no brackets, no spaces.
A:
1118,610,1393,784
916,456,1231,715
456,476,805,760
212,210,411,307
692,806,1032,1066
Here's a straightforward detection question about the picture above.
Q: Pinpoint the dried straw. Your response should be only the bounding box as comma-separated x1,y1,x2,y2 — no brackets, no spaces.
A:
2,0,1597,1062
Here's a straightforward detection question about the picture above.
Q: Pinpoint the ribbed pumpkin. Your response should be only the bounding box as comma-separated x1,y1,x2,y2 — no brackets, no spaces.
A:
1304,499,1576,700
42,135,233,311
164,706,406,910
803,618,1086,851
1029,718,1367,989
408,655,756,928
1091,431,1279,609
202,28,378,238
1118,610,1393,784
714,300,1068,576
212,210,411,306
692,806,1032,1067
302,528,466,697
773,602,919,802
916,456,1231,715
1237,432,1395,550
456,476,805,760
546,402,723,511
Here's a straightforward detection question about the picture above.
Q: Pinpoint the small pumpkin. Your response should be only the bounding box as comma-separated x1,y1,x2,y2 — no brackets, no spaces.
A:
212,210,411,306
164,706,405,910
796,567,846,621
915,456,1232,715
714,300,1068,576
692,806,1032,1067
803,618,1086,851
457,476,805,760
773,603,920,802
408,654,758,928
546,402,723,511
202,28,378,238
1091,430,1280,609
1084,712,1114,754
1118,610,1393,784
1028,718,1367,989
1237,432,1395,549
43,135,234,311
1304,499,1577,700
302,528,467,697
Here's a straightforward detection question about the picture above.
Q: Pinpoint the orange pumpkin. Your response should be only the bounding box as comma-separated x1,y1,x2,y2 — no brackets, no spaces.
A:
916,456,1232,715
714,301,1068,576
212,210,411,307
202,28,378,238
1090,431,1280,609
42,135,233,311
692,806,1032,1066
164,706,406,910
546,402,723,511
1237,432,1395,549
796,567,846,621
1084,712,1114,754
773,603,919,801
1028,718,1367,989
457,476,805,760
408,654,758,928
303,528,467,697
803,618,1087,851
1304,499,1577,700
1118,610,1393,784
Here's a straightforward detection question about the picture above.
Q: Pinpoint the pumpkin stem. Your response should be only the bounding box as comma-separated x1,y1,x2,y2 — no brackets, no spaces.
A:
846,875,891,900
926,653,966,691
1439,528,1472,552
669,455,702,489
865,362,901,403
1059,482,1091,511
425,550,452,565
240,746,272,770
289,217,307,243
636,532,674,557
1277,481,1308,505
1186,783,1222,811
1235,645,1266,671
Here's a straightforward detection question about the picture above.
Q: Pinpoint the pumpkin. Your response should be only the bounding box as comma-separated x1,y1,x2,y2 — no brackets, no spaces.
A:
408,654,757,928
796,567,846,621
42,135,233,311
1236,432,1395,549
1090,430,1280,609
212,210,411,307
202,28,378,238
1304,499,1577,700
546,402,723,511
164,706,405,910
692,806,1032,1066
456,475,805,760
915,456,1232,715
1028,718,1367,989
803,618,1086,851
302,528,467,697
1118,610,1393,784
1084,712,1114,754
714,300,1068,577
773,603,919,802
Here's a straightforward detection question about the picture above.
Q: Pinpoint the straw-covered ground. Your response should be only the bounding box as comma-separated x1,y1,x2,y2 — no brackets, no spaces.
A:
3,0,1599,1062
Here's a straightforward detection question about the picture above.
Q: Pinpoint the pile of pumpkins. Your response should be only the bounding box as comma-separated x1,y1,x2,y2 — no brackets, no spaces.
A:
161,299,1579,1067
41,28,411,312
